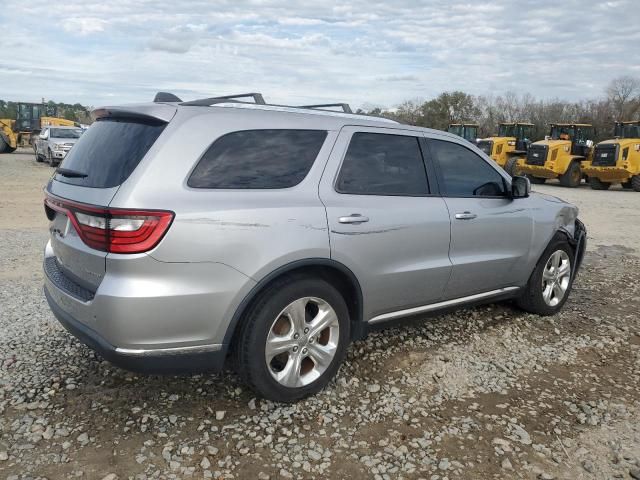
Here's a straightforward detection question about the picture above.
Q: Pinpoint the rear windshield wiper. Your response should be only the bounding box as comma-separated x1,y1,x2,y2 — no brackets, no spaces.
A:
56,167,88,178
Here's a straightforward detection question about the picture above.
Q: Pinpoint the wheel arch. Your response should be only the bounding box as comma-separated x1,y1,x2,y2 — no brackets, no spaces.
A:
535,220,585,281
223,258,365,355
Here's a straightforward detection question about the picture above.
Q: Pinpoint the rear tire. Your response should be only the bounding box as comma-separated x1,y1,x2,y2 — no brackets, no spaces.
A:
632,175,640,192
504,157,519,176
235,276,350,402
0,136,7,153
517,236,574,316
527,175,546,184
589,176,611,190
559,161,581,188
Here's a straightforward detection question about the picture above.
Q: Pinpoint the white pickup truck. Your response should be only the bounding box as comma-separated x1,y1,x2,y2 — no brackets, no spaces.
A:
34,126,84,166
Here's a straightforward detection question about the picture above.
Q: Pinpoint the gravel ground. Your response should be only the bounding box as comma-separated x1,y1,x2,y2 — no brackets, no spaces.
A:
1,150,640,480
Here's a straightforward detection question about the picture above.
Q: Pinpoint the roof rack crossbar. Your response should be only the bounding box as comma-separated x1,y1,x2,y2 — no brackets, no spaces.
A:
180,93,266,107
299,103,353,114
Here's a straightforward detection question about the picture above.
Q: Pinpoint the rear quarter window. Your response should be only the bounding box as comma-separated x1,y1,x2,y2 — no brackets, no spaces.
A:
54,118,166,188
188,129,327,189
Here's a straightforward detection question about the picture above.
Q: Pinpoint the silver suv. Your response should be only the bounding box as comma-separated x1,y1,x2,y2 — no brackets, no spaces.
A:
43,92,586,402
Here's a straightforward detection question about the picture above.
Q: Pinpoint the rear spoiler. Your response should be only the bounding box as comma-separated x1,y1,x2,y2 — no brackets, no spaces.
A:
92,104,177,123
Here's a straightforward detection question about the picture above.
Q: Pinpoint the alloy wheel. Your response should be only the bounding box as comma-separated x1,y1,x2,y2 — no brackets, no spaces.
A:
265,297,339,388
541,250,571,307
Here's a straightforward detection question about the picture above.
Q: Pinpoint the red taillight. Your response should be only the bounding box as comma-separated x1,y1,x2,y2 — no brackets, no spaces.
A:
44,194,174,254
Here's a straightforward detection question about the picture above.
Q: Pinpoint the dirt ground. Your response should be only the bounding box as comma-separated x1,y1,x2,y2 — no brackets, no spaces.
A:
1,149,639,480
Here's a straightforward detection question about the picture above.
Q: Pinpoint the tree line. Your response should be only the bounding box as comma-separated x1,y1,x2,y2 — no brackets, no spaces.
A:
359,76,640,142
0,100,92,125
2,76,639,140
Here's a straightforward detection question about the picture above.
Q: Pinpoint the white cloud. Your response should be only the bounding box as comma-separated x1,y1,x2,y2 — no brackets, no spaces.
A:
0,0,637,109
62,17,108,36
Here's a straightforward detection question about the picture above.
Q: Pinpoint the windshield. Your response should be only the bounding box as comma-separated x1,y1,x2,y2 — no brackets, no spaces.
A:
463,126,478,140
550,126,575,141
50,128,83,139
448,125,463,136
517,125,533,141
498,124,516,137
621,124,640,138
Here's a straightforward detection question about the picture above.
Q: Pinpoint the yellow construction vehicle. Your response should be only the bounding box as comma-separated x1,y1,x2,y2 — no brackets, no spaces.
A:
0,118,17,153
582,121,640,191
518,123,595,187
447,123,479,144
0,102,76,153
477,122,534,175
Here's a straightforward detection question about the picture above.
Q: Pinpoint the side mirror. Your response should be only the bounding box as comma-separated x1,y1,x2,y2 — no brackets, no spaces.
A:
511,176,530,198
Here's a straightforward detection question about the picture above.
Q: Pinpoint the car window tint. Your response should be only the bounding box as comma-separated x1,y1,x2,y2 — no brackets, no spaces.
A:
188,129,327,189
54,118,166,188
429,139,507,197
336,132,429,195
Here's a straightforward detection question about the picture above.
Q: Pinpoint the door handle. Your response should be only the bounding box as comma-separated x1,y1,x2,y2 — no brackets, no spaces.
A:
338,214,369,224
455,211,477,220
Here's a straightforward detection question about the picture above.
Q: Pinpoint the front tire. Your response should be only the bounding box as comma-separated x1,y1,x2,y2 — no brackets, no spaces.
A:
47,149,55,167
589,176,611,190
504,157,520,176
517,237,574,316
235,276,350,402
559,161,582,188
632,175,640,192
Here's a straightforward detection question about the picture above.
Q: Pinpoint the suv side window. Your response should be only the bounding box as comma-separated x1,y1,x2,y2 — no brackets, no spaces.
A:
188,129,327,189
428,139,507,197
336,132,429,195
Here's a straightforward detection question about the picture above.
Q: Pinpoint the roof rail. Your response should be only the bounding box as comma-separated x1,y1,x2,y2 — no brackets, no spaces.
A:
154,92,183,103
299,103,353,114
181,93,266,107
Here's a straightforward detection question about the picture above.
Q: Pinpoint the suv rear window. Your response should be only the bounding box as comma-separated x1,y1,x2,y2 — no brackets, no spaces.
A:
54,118,166,188
188,129,327,189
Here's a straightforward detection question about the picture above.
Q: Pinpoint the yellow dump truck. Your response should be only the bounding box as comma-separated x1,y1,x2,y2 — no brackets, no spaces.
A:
518,123,595,187
583,121,640,191
0,102,76,153
477,122,534,175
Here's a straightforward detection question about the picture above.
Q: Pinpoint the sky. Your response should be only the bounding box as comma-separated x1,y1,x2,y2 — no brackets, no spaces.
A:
1,0,639,110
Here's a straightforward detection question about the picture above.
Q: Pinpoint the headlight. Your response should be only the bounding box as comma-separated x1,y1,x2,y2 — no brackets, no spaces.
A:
508,141,516,146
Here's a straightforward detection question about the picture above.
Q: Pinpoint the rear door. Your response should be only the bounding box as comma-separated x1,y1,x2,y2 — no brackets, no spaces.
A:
319,126,452,321
425,136,533,299
46,116,168,291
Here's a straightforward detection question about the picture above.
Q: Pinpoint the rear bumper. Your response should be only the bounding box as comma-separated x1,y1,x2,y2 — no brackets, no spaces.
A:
45,286,226,373
42,240,256,374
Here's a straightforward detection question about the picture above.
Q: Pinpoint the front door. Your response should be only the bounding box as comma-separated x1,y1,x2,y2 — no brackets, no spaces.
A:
319,126,452,321
425,136,533,299
36,128,49,156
